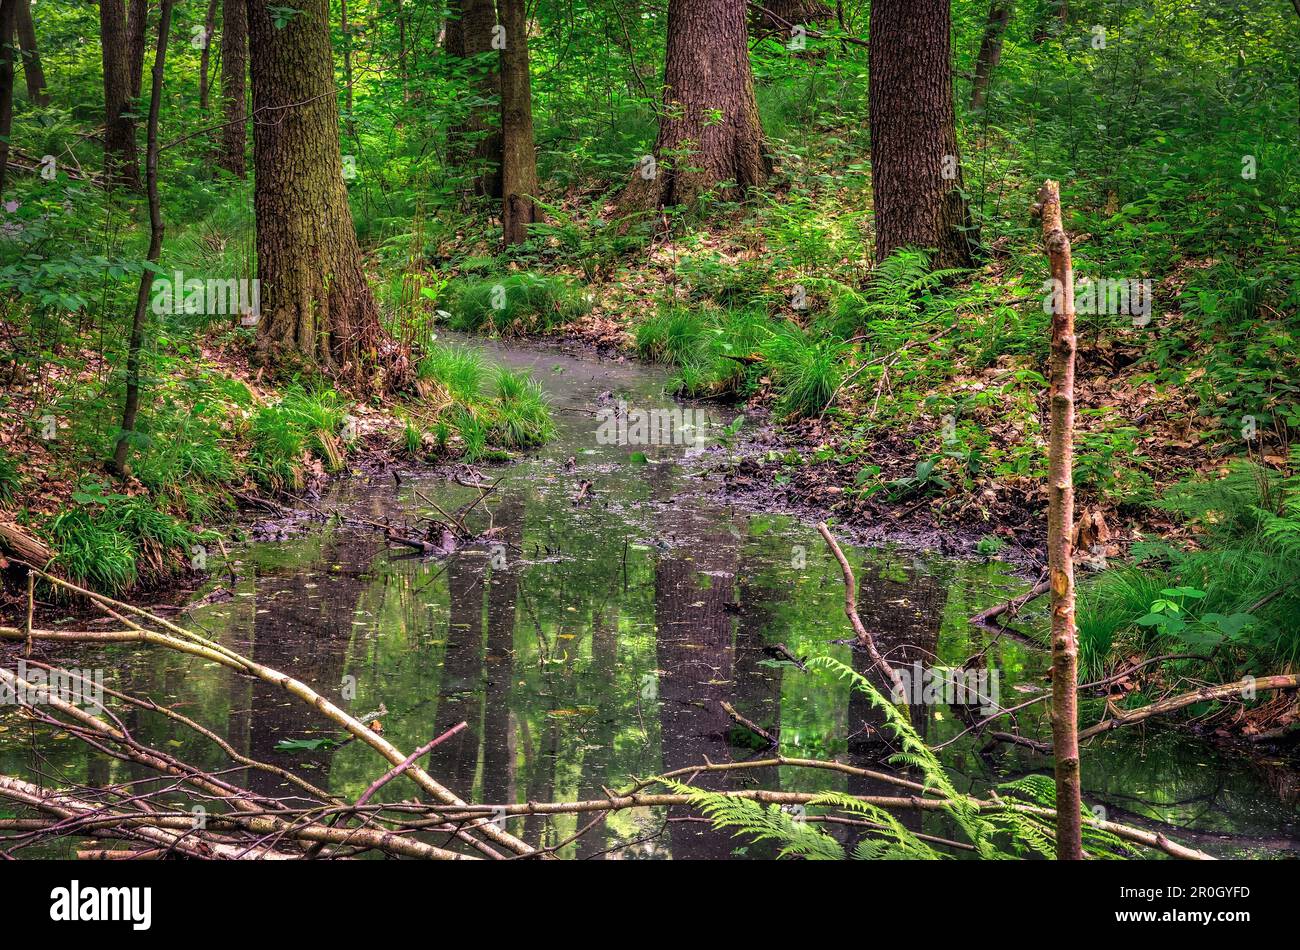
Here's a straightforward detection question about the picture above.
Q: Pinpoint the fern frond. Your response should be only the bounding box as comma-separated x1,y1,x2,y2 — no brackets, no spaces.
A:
662,780,845,860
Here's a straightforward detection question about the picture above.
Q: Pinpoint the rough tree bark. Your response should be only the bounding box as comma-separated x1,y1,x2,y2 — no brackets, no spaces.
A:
340,0,353,131
100,0,139,187
127,0,148,99
198,0,218,111
0,0,14,198
14,0,49,106
498,0,538,245
109,0,174,476
970,1,1012,111
217,0,246,175
446,0,502,198
1035,179,1082,861
246,0,401,389
620,0,770,212
868,0,974,268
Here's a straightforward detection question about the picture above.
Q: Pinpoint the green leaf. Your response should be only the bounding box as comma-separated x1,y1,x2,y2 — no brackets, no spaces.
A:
274,737,339,752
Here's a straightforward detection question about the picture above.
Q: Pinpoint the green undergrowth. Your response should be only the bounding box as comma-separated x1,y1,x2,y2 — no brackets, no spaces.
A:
675,656,1132,859
1070,449,1300,686
439,272,592,336
405,342,555,461
633,300,848,420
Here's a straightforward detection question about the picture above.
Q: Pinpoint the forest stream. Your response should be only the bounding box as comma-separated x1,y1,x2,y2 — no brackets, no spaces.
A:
3,335,1296,859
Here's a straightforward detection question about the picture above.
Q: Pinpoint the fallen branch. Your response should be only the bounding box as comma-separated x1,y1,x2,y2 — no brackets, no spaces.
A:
1079,674,1300,743
987,674,1300,753
720,701,778,747
2,564,540,860
408,786,1214,860
816,522,907,702
969,577,1050,626
355,722,467,808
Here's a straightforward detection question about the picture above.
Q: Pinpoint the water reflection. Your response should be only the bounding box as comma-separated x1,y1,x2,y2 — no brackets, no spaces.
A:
2,337,1296,859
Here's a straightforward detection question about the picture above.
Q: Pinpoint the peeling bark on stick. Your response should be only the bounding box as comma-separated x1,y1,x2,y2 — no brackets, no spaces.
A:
1035,179,1082,861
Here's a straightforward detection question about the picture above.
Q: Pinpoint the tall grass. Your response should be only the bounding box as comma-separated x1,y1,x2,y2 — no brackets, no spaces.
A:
442,273,591,335
487,368,554,447
417,343,488,402
249,387,346,493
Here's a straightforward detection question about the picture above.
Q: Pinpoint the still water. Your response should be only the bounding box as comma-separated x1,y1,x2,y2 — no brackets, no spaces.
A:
3,336,1296,858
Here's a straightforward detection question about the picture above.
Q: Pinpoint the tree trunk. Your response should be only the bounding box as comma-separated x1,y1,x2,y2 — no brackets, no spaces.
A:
444,0,463,54
340,0,353,131
1033,0,1067,43
0,0,15,199
127,0,148,99
970,1,1012,111
100,0,139,188
499,0,538,245
621,0,770,212
868,0,973,268
14,0,49,106
217,0,246,175
110,0,174,476
446,0,502,198
246,0,398,389
198,0,217,111
1036,179,1082,861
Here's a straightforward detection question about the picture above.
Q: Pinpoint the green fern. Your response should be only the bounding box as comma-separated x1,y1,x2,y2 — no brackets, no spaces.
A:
669,656,1137,860
663,780,845,860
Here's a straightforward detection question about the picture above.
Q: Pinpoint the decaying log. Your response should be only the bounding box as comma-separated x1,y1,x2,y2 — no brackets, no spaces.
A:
0,521,53,567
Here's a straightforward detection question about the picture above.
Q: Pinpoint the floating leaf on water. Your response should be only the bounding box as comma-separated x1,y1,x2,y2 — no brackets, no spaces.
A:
274,737,340,752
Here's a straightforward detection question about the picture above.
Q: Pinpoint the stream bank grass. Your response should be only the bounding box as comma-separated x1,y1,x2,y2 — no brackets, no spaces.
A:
1076,452,1300,681
417,343,487,402
487,368,555,448
443,273,591,335
249,387,347,493
404,343,555,461
634,301,848,419
47,495,208,594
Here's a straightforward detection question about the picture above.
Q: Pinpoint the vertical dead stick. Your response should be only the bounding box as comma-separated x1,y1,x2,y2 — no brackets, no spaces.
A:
24,571,34,656
1034,179,1083,860
816,522,908,703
